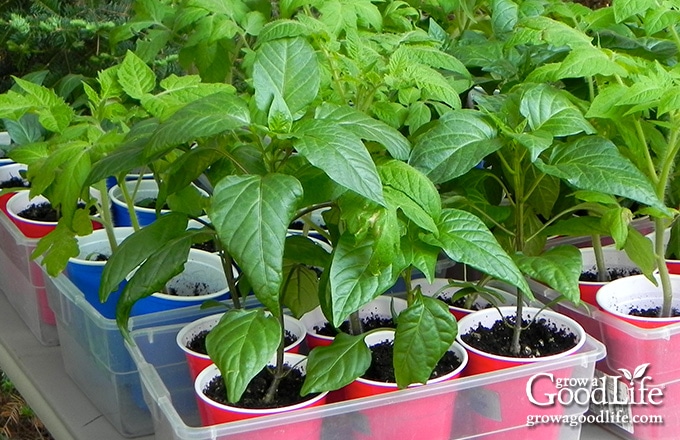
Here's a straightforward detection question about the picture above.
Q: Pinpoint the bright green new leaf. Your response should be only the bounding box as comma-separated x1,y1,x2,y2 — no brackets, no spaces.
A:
658,86,680,116
536,136,666,212
302,333,372,395
614,0,650,23
253,37,319,121
394,294,457,387
146,92,250,157
520,84,595,137
209,174,303,313
32,224,79,277
556,47,627,79
409,110,502,184
206,309,281,403
514,245,582,304
515,16,592,48
586,84,628,119
315,103,411,160
118,51,156,100
624,228,656,280
510,131,553,162
12,78,74,133
293,119,385,206
601,207,633,249
423,209,532,298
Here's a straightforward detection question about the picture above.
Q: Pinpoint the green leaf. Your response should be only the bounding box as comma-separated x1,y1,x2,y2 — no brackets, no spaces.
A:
206,309,281,403
405,102,431,135
314,103,411,160
379,160,441,219
491,0,519,36
514,16,592,49
12,78,74,133
284,234,331,268
601,207,633,248
614,0,650,22
117,51,156,100
32,223,79,277
423,208,532,298
146,92,250,157
536,136,666,212
141,76,234,120
209,174,303,313
166,147,224,195
394,295,457,387
281,264,321,318
624,228,655,279
520,84,595,137
257,19,310,44
253,37,319,121
586,83,628,119
514,246,582,304
302,333,372,394
510,131,553,162
409,110,501,184
555,47,627,79
293,119,385,206
658,86,680,117
543,216,607,238
99,213,189,301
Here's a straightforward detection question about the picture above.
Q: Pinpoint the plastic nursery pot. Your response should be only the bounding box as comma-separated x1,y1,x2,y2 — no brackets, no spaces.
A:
596,273,680,329
579,246,640,307
105,171,154,191
456,306,587,376
5,192,59,238
131,249,232,316
65,227,136,319
650,228,680,275
300,295,408,349
416,278,518,321
342,330,468,440
0,162,28,214
194,354,328,438
177,313,307,381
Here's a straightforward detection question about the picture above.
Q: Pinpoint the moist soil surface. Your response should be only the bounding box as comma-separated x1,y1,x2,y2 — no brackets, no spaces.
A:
439,294,492,311
579,267,641,282
166,282,210,296
314,313,396,337
629,307,680,318
0,176,29,189
203,365,319,409
188,329,298,355
362,340,462,383
460,316,578,358
17,202,58,222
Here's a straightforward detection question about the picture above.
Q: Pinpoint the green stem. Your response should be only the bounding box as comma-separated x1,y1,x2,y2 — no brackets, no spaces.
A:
656,217,673,317
93,180,117,252
592,234,609,282
403,269,414,306
633,118,659,185
218,246,242,310
263,306,287,404
118,176,142,231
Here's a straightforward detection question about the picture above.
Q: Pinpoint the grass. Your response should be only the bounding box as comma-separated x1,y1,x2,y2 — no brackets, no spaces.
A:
0,370,53,440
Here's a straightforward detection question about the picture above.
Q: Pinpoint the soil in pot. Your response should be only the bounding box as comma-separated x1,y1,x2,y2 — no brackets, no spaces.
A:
314,313,396,337
0,176,29,189
203,365,319,409
579,267,641,282
629,307,680,318
460,316,578,358
165,282,213,297
439,294,492,311
364,339,462,382
136,197,169,210
187,329,298,356
17,202,59,222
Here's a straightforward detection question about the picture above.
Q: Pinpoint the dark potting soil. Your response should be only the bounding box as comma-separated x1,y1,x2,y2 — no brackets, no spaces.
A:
192,239,218,253
314,313,396,337
362,339,462,383
460,316,578,358
188,329,298,355
579,267,642,282
166,282,210,297
0,176,29,189
17,202,58,222
438,294,492,311
136,197,170,210
629,307,680,318
203,364,319,409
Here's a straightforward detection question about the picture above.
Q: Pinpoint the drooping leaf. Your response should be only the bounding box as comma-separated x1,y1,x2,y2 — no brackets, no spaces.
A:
423,208,532,298
209,174,303,313
514,245,582,304
302,332,372,394
206,309,281,403
394,294,457,387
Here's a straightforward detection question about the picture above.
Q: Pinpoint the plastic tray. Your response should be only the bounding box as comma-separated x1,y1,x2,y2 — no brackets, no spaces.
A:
127,320,605,440
44,272,237,437
0,209,58,345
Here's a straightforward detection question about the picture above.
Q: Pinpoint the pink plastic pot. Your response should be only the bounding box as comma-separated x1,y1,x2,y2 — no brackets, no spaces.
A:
342,330,468,440
300,296,407,349
194,354,328,439
177,313,307,380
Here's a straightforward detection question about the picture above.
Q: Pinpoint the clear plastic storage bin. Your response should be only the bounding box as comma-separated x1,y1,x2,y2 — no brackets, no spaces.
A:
44,272,229,438
127,319,605,440
0,209,58,345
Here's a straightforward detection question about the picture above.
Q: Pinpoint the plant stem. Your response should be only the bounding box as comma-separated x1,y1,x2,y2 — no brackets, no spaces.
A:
93,180,117,252
263,307,286,404
218,247,242,310
592,234,609,282
656,217,673,317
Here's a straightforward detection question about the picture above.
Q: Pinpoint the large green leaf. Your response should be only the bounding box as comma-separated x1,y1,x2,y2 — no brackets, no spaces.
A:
208,174,303,313
555,47,627,79
394,295,457,387
281,264,321,318
253,37,319,121
614,0,650,22
423,208,532,298
293,119,385,206
117,51,156,100
302,333,372,394
146,92,250,157
536,136,667,212
99,213,189,302
378,160,441,219
520,84,595,137
409,110,502,184
12,78,74,133
206,309,281,403
491,0,519,36
514,245,582,304
315,103,411,160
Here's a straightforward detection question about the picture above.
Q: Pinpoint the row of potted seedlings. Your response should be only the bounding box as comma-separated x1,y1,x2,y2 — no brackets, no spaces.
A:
3,0,680,438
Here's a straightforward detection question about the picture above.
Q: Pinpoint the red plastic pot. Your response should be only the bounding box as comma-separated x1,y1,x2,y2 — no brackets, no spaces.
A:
177,313,307,380
342,330,468,440
194,354,328,439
